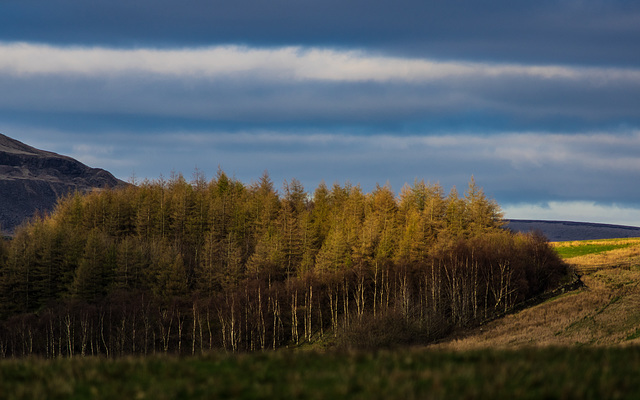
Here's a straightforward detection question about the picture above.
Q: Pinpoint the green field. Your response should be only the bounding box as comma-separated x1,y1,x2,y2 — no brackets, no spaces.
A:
554,241,635,259
2,347,640,399
552,237,640,258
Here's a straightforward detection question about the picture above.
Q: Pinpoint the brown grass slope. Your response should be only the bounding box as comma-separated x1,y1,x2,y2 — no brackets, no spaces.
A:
434,238,640,349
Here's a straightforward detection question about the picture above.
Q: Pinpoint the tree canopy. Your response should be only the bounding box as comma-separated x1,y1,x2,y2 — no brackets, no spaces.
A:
0,172,570,356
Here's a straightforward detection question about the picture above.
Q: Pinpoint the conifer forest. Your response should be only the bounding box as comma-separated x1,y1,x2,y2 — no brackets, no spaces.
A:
0,171,569,357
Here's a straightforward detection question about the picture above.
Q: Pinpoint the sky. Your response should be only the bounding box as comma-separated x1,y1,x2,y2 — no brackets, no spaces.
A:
2,1,640,226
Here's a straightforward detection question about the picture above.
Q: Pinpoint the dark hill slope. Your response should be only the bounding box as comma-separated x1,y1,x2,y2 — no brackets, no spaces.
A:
505,219,640,241
0,133,126,234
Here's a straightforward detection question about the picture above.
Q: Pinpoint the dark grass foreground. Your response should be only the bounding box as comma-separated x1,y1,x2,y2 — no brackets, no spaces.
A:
2,347,640,399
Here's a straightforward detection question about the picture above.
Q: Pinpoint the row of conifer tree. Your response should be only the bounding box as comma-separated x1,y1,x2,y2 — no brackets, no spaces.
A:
0,171,570,356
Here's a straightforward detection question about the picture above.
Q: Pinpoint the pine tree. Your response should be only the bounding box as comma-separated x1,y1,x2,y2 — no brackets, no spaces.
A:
441,186,466,245
464,176,504,235
280,179,307,276
114,236,147,290
72,229,115,302
371,184,398,263
303,181,332,272
245,171,283,279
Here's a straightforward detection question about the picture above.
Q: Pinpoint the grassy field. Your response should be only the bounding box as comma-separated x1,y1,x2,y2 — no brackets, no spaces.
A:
554,241,635,259
552,237,640,272
2,347,640,399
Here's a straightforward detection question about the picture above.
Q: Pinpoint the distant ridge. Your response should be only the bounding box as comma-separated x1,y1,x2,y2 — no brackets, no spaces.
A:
0,133,127,234
505,219,640,242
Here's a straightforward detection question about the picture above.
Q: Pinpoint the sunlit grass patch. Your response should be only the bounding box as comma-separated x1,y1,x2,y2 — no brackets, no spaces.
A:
551,238,640,274
555,242,634,258
552,238,640,259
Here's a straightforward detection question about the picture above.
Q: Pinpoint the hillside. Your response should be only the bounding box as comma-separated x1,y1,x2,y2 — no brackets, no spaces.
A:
505,219,640,241
0,133,126,234
434,238,640,349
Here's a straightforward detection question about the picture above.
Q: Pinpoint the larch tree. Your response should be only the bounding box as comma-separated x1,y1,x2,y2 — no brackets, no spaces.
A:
464,176,504,235
72,229,116,302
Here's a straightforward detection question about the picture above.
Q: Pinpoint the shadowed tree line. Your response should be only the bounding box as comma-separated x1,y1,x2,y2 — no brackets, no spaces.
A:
0,171,570,356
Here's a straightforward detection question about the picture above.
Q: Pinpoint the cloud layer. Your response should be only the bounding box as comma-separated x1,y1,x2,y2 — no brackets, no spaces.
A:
2,43,640,133
5,43,640,82
2,1,640,225
7,127,639,217
3,1,640,66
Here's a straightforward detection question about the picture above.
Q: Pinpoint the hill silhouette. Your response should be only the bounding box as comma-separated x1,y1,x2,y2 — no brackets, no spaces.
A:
0,133,126,234
505,219,640,241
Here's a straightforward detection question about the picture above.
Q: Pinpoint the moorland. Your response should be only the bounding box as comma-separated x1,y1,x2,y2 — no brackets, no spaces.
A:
0,171,639,398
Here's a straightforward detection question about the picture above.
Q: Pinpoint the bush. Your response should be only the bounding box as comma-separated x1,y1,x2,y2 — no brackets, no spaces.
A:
337,311,449,350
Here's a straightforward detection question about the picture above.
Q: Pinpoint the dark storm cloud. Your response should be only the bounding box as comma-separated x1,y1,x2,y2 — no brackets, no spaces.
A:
2,1,640,66
1,61,639,134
